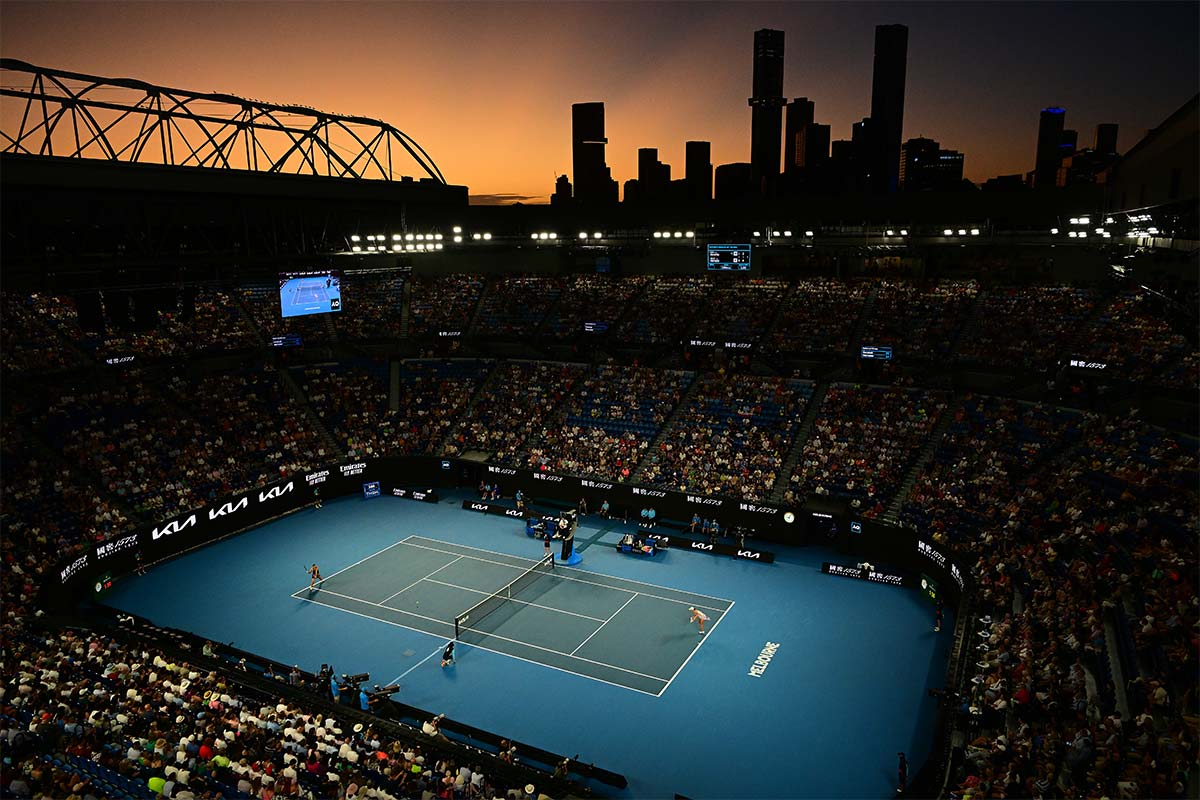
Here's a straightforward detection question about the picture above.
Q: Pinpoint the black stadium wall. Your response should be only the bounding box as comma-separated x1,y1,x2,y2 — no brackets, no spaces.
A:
52,456,971,609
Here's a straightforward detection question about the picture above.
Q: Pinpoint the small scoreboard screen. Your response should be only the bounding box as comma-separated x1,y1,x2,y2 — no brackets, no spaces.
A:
707,243,752,271
860,345,893,361
279,270,342,318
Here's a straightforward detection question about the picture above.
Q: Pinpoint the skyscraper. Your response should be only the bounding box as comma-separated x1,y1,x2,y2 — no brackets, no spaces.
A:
1094,123,1119,155
900,137,964,191
798,123,830,169
637,147,670,202
685,141,713,202
572,102,618,205
748,29,786,192
550,174,572,207
784,98,815,172
1034,106,1066,190
868,24,909,193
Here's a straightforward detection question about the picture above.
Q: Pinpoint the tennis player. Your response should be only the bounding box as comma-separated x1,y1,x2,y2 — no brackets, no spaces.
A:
688,607,709,635
308,563,323,588
441,641,455,668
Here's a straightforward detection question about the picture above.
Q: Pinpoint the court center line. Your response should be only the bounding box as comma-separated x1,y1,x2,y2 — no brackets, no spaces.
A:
400,539,727,613
387,645,446,686
379,556,465,605
570,592,639,656
316,538,413,584
418,577,609,622
294,592,661,697
656,600,736,697
406,534,736,606
294,586,669,683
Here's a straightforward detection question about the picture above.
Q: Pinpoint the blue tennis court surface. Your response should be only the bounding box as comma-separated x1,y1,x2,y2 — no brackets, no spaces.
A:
280,275,340,317
100,493,952,799
294,536,732,695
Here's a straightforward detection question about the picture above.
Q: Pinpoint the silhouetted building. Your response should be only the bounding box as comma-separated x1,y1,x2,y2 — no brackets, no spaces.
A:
868,24,908,193
749,29,786,193
1034,106,1067,190
1107,94,1197,210
622,178,640,204
550,174,571,207
784,98,815,172
982,174,1026,192
685,140,713,202
900,137,965,191
715,162,753,202
572,102,618,205
799,123,830,169
831,140,855,162
1060,129,1078,157
1095,123,1119,156
636,147,671,202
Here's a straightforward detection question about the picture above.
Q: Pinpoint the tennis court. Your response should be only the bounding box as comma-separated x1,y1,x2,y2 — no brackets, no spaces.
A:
292,535,733,696
284,277,330,305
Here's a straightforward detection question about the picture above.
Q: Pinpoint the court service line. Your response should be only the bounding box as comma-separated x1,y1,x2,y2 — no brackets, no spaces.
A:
400,539,727,613
294,593,663,697
656,600,736,697
317,538,413,583
293,586,669,683
406,534,736,606
380,556,465,605
570,592,639,656
418,578,609,622
387,645,445,686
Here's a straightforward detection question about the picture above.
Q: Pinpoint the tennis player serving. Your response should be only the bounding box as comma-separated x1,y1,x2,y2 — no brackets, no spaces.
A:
688,606,709,635
308,563,323,588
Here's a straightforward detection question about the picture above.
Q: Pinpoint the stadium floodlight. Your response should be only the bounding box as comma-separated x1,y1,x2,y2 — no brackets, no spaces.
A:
1079,232,1087,238
392,244,402,252
970,229,980,236
593,232,603,239
782,230,791,237
1068,231,1077,238
1095,228,1104,234
1079,217,1090,225
483,233,492,240
417,234,425,241
944,229,953,236
1069,217,1079,225
418,243,426,250
406,244,415,251
805,230,814,237
351,245,362,252
366,245,375,251
366,235,375,242
405,234,414,241
579,232,589,240
531,233,539,240
900,229,908,236
452,226,462,234
674,231,683,238
753,231,761,237
453,235,463,243
435,234,443,241
1051,228,1059,234
392,234,402,241
350,235,361,242
1103,232,1111,238
1104,217,1113,224
1148,227,1159,234
549,232,557,239
886,229,894,236
540,232,550,240
436,243,444,250
685,231,694,238
472,233,481,240
958,229,967,236
653,231,662,238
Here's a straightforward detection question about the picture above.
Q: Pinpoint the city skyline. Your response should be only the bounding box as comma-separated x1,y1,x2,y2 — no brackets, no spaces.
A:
2,1,1196,203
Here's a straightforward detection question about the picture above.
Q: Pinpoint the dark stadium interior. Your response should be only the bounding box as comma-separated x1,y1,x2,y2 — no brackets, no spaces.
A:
1,10,1198,800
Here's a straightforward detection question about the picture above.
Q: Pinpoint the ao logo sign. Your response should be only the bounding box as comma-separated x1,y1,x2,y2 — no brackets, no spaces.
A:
152,514,197,541
208,497,249,520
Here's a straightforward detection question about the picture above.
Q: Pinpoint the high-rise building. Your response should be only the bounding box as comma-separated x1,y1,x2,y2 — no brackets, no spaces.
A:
572,102,618,205
550,174,572,207
636,147,670,202
685,140,713,202
1034,106,1066,190
899,137,940,189
1094,123,1119,155
748,29,786,192
868,24,909,193
784,98,815,172
1060,129,1078,156
715,162,753,202
799,123,830,169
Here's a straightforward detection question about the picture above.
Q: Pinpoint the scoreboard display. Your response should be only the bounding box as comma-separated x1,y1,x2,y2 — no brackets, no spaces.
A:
707,243,752,271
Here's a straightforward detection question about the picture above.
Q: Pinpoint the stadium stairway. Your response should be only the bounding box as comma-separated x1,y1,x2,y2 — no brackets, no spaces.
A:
465,275,493,335
630,372,705,482
399,278,412,338
847,285,880,354
277,366,343,456
878,399,957,525
946,288,988,362
768,381,829,503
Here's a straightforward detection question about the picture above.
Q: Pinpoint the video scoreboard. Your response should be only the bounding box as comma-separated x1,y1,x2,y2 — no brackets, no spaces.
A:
707,243,752,271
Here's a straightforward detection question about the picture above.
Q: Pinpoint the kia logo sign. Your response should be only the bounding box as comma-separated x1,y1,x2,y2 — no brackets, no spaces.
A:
152,514,197,541
504,509,524,518
691,542,714,551
737,550,761,559
258,481,294,503
470,503,488,511
208,497,249,520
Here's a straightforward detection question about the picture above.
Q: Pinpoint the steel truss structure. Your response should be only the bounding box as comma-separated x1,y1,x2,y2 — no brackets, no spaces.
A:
0,58,447,183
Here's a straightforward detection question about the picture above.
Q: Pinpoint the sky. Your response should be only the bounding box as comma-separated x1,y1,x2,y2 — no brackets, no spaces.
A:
2,1,1197,204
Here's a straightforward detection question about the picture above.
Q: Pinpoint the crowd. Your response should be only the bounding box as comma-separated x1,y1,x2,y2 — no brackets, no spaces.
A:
613,277,712,345
765,278,874,356
690,278,788,342
408,276,485,336
786,384,946,516
1,293,87,374
859,280,979,359
640,373,812,500
958,287,1100,371
475,277,566,337
540,275,649,339
333,273,408,340
1073,289,1196,387
522,366,692,480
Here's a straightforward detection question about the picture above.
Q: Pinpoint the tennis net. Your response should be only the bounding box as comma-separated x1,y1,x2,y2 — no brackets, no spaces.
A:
454,554,555,639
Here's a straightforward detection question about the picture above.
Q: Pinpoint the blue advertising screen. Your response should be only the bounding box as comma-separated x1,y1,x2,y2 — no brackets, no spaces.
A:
279,271,342,318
